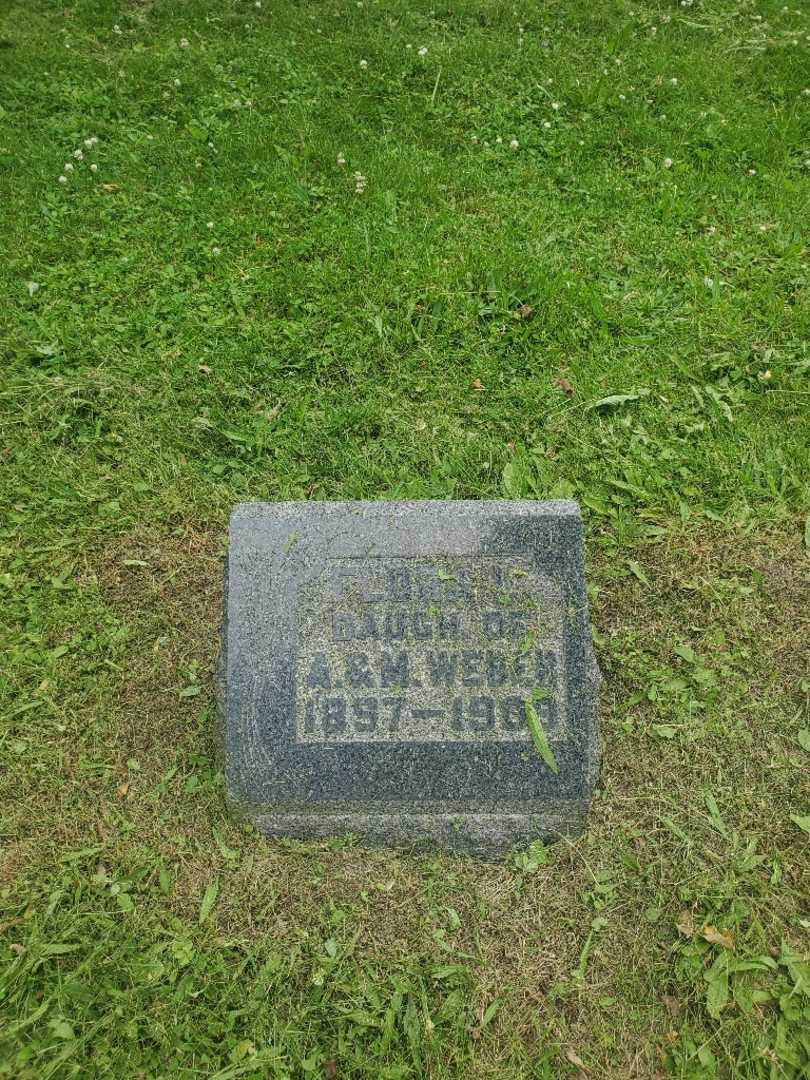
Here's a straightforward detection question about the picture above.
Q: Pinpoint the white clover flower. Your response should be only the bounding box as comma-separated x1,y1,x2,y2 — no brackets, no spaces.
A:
90,163,98,173
664,157,673,168
495,136,503,144
418,46,428,57
337,152,346,166
619,93,626,101
406,43,412,49
207,221,214,229
551,101,560,110
113,24,122,34
255,0,261,6
359,59,368,69
59,174,69,183
353,170,367,193
543,121,551,129
64,162,74,172
212,246,221,256
670,77,678,85
510,138,519,150
74,149,84,160
174,78,181,86
748,168,757,175
179,37,189,48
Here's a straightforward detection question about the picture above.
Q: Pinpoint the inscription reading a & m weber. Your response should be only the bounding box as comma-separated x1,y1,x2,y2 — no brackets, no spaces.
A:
295,557,566,744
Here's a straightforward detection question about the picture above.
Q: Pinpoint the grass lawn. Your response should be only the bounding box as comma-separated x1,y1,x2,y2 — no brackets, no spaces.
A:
2,0,810,1075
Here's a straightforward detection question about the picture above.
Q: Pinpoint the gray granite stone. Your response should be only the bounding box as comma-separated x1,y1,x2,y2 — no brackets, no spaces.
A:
221,501,600,857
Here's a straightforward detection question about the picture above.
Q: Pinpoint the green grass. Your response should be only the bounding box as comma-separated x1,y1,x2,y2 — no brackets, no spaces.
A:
2,0,810,1075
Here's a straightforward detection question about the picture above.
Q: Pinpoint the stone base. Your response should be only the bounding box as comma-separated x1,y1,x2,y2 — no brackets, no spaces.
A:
238,800,590,858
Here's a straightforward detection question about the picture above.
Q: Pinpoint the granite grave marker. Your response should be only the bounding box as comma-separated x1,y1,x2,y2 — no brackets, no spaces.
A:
221,500,600,856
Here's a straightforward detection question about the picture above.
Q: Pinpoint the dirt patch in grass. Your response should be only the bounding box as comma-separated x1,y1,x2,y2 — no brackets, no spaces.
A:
87,521,224,747
89,522,225,628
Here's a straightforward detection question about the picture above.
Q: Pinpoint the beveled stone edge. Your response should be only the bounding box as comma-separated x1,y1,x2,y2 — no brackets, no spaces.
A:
230,498,583,528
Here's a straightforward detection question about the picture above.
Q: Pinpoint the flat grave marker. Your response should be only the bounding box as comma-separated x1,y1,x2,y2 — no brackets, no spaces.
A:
221,500,600,856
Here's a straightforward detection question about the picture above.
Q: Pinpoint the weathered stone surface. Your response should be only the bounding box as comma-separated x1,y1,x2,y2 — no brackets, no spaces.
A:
221,501,600,857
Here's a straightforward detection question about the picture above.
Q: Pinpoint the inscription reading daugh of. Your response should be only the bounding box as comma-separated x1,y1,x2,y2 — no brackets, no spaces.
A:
295,556,566,743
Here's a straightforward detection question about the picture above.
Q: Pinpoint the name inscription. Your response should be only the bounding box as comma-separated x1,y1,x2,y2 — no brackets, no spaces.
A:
295,557,567,743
